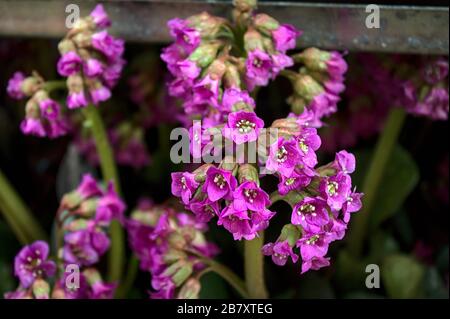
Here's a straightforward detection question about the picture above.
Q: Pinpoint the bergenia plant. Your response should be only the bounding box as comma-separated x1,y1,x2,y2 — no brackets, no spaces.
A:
1,0,363,300
163,0,360,298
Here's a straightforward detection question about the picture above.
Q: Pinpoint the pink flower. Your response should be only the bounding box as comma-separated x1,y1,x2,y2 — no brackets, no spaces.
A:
77,174,103,199
233,181,270,212
90,85,111,105
218,205,253,240
167,18,200,53
90,4,111,28
39,99,60,120
272,24,302,53
7,71,26,100
84,58,104,78
224,111,264,144
301,256,330,274
297,232,329,261
220,87,255,112
292,197,329,231
271,53,294,76
319,172,352,211
266,138,301,177
326,51,348,78
246,49,273,89
262,241,299,266
67,91,88,109
341,190,363,223
14,241,56,288
189,199,220,223
296,127,321,168
91,31,124,60
95,183,126,225
333,150,356,174
20,118,46,137
277,170,312,195
175,59,201,80
202,166,237,201
57,51,82,76
171,172,199,205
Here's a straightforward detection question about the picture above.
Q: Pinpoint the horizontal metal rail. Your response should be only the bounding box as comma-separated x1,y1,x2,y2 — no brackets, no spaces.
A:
0,1,448,54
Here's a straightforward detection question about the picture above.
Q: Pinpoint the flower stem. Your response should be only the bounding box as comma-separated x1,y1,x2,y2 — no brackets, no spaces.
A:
43,80,67,92
82,105,124,283
0,169,47,244
200,256,249,298
244,234,268,298
347,107,407,257
115,255,139,299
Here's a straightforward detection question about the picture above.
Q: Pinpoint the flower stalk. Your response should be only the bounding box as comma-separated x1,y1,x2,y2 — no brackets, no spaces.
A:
82,105,124,282
347,107,407,257
244,234,268,299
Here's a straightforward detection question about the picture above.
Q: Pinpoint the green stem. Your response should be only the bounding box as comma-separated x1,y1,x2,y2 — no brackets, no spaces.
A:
269,191,283,206
200,256,248,298
115,256,139,299
348,107,407,257
244,234,268,299
43,80,67,92
82,105,124,283
0,169,47,244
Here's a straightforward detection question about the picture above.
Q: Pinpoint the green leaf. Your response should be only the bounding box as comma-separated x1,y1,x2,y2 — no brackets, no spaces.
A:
353,146,419,231
381,254,424,298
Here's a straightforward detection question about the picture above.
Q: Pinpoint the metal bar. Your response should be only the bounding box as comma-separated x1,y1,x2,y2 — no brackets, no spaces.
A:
0,1,448,54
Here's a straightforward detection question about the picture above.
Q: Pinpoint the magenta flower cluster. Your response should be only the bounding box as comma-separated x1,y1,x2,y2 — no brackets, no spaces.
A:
5,173,125,299
57,4,125,109
7,72,70,138
263,149,362,273
127,200,219,298
59,174,125,268
166,3,360,275
172,164,276,241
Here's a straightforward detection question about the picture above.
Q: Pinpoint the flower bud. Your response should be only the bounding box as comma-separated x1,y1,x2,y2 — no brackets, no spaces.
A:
244,28,264,52
253,14,280,35
64,219,89,232
32,279,51,299
220,156,238,172
177,278,201,299
293,47,331,72
188,12,227,38
233,0,257,12
168,232,188,250
189,42,221,68
58,39,76,55
76,198,99,218
278,224,302,246
24,99,41,119
21,76,42,96
193,164,215,182
292,73,324,102
223,62,242,88
172,263,194,287
286,94,307,115
83,268,102,286
206,58,227,80
61,191,83,210
73,31,93,49
271,117,301,137
238,164,259,184
163,249,188,264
